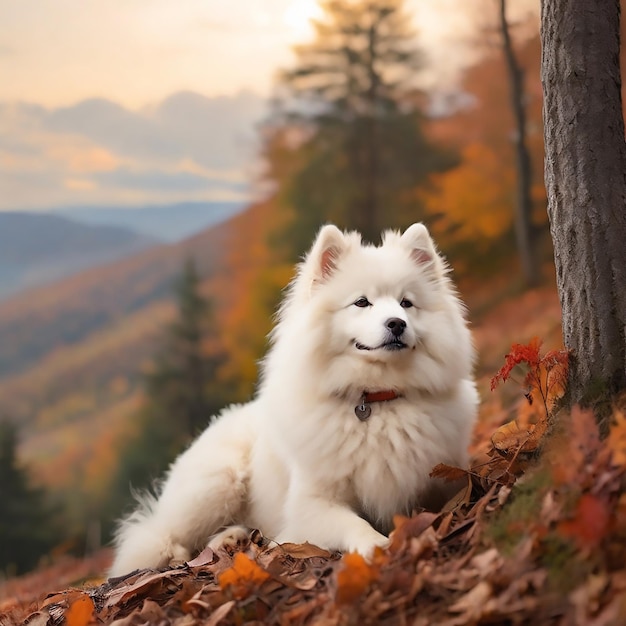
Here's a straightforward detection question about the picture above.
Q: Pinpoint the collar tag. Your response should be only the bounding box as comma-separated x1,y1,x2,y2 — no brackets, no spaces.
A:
354,390,400,421
355,398,372,421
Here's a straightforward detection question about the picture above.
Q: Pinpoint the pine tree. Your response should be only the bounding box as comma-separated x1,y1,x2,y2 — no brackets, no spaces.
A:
0,418,58,575
145,258,226,442
105,259,229,528
275,0,455,249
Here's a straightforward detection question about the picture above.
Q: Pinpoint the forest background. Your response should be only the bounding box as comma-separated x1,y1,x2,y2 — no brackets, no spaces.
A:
1,0,624,581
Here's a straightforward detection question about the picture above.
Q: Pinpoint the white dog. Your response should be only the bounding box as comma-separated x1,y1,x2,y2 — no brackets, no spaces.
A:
110,223,478,576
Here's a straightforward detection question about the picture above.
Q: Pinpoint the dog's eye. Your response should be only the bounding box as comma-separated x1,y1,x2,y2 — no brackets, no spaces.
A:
354,297,371,308
400,298,413,308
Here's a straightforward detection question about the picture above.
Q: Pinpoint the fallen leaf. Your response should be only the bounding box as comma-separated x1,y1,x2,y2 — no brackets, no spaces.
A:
390,512,439,551
104,570,186,608
218,552,270,599
277,542,333,558
491,417,546,456
430,464,469,483
607,398,626,467
559,493,611,550
65,594,94,626
335,552,378,604
204,600,235,626
448,580,493,617
186,546,216,567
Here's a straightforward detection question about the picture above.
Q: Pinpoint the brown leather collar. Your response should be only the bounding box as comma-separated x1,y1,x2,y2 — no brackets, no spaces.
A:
355,390,401,421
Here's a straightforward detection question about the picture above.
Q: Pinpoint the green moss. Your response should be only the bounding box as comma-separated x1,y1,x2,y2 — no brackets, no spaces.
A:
539,532,591,593
486,468,552,554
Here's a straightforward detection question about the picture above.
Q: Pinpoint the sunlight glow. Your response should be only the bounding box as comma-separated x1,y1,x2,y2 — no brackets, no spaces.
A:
282,0,322,41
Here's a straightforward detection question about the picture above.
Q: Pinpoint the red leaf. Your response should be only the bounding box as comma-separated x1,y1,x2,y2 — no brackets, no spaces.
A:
558,494,611,550
491,337,542,391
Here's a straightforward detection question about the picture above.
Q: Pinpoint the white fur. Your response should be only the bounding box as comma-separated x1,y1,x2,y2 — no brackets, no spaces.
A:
110,223,478,576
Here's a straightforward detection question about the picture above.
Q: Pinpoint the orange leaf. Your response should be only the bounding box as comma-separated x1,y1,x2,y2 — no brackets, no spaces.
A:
548,407,600,486
607,397,626,467
218,552,270,599
65,594,94,626
335,552,378,604
558,493,611,550
491,418,546,456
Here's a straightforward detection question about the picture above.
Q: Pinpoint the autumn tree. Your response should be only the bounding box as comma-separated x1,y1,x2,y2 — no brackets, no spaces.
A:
421,30,547,277
275,0,454,250
0,418,58,575
541,0,626,408
498,0,538,285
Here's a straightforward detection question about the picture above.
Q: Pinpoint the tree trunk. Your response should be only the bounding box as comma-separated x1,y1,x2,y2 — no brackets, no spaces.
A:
541,0,626,408
499,0,539,286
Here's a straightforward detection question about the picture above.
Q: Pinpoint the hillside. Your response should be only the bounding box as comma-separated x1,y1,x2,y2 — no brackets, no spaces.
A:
0,203,274,498
0,202,564,546
0,212,157,300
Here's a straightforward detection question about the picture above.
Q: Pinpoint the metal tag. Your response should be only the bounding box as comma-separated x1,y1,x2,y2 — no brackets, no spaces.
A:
355,402,371,421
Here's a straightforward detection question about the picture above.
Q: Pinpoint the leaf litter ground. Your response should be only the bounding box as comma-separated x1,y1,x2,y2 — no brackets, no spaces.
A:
2,342,626,626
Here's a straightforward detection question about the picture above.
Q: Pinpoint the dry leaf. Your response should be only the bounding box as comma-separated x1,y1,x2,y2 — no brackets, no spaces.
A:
390,512,438,551
430,464,469,483
218,552,270,599
278,542,333,558
607,399,626,467
186,545,216,567
448,580,493,617
491,417,546,456
65,594,94,626
335,552,377,604
558,493,611,551
204,600,235,626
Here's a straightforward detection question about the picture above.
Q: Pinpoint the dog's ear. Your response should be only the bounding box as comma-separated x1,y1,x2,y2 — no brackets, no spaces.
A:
308,224,346,281
401,223,441,274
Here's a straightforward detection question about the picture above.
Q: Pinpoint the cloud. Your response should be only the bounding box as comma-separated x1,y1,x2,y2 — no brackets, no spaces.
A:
0,91,267,210
93,166,248,194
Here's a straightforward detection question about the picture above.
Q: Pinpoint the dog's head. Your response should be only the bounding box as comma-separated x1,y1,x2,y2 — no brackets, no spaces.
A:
279,223,474,396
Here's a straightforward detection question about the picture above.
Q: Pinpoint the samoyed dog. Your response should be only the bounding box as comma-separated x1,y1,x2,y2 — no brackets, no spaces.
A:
110,223,478,576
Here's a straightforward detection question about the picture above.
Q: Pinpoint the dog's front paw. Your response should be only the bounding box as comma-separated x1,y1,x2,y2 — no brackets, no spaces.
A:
348,530,389,559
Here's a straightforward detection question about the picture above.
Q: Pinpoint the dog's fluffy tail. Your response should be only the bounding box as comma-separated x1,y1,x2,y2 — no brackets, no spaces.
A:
109,404,256,577
109,488,192,577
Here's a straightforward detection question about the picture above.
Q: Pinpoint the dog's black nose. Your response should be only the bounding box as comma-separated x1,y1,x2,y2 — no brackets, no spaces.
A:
386,317,406,337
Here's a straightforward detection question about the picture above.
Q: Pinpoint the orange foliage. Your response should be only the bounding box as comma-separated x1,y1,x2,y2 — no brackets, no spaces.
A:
421,142,514,246
491,336,569,418
558,493,612,551
65,594,95,626
218,553,271,599
607,395,626,467
423,32,546,250
335,552,378,604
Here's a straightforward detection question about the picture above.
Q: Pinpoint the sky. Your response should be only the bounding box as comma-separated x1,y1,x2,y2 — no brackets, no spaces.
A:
0,0,537,212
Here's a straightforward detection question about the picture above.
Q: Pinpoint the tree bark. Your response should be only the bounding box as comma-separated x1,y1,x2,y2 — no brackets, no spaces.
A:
541,0,626,407
499,0,538,286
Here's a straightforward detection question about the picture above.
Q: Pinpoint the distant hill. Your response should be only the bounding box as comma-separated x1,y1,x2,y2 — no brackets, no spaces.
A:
0,203,272,512
0,212,158,300
48,201,247,242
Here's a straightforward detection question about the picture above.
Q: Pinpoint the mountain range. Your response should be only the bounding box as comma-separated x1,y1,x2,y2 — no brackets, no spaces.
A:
48,201,246,242
0,201,246,300
0,203,269,501
0,212,156,300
